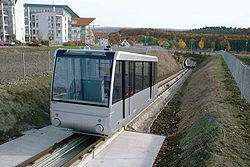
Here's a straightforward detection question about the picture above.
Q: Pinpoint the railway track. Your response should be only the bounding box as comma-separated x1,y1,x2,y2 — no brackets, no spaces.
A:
16,69,190,167
16,134,103,167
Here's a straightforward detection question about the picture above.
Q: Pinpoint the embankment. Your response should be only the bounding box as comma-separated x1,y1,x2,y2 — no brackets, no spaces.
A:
0,75,51,144
151,55,250,166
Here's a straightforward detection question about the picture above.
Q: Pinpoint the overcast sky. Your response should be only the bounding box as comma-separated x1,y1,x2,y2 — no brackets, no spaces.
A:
24,0,250,29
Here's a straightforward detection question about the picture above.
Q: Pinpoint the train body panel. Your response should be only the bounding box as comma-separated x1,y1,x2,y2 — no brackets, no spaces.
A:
50,49,158,136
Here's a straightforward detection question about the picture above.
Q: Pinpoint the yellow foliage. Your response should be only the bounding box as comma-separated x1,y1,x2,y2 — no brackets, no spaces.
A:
178,39,186,49
179,55,186,63
198,40,205,49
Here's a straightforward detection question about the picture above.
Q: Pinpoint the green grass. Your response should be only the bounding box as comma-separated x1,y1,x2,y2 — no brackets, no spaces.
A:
21,45,106,51
235,55,250,65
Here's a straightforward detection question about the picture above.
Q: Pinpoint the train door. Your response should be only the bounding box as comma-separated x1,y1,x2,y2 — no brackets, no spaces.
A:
151,62,157,98
123,61,130,118
129,62,136,114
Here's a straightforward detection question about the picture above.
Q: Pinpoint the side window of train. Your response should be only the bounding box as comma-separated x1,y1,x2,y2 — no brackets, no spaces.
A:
152,62,158,85
129,61,135,95
124,61,130,98
135,62,143,93
143,62,150,89
155,62,158,84
151,62,156,86
112,61,122,103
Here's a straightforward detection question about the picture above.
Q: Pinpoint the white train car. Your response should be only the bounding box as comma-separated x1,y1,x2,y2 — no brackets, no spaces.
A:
50,49,158,136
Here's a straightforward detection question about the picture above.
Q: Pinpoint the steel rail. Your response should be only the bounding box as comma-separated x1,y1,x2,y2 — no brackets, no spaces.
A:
16,134,79,167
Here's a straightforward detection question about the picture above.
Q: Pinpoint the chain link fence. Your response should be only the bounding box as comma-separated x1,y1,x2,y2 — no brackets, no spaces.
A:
220,51,250,104
0,49,55,83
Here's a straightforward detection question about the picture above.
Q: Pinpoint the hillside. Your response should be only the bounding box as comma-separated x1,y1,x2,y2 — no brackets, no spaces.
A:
151,55,250,166
0,75,51,144
109,28,250,52
186,26,250,35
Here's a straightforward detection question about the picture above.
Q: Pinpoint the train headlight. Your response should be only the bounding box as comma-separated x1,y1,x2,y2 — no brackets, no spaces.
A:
95,124,104,133
52,118,61,126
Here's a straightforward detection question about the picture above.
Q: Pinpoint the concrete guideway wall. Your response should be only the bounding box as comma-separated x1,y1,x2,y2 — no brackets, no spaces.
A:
220,51,250,104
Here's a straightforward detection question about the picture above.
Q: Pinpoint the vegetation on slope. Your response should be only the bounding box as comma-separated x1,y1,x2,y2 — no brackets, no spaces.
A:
185,26,250,35
0,75,51,144
109,28,250,51
235,55,250,65
151,55,250,166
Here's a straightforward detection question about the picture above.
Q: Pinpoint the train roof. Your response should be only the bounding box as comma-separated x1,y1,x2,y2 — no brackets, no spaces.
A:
55,49,158,62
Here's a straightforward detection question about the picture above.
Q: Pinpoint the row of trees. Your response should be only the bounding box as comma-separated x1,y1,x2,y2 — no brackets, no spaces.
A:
109,28,250,51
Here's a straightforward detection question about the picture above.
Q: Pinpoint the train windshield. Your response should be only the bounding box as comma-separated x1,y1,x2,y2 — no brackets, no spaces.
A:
52,54,113,107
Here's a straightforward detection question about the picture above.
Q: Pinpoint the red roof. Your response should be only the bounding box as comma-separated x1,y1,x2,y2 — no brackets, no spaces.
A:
71,18,95,26
94,32,110,39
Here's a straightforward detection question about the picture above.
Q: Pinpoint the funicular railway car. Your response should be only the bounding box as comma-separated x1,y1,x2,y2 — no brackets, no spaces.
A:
51,49,158,136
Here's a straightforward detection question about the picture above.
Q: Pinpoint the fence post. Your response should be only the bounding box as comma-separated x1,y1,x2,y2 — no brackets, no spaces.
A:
48,50,51,71
22,52,26,78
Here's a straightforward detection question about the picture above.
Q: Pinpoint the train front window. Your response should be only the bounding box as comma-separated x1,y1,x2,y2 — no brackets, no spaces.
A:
52,55,113,106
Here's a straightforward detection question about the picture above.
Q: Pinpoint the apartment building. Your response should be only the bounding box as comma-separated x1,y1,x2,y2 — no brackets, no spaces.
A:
70,17,95,45
0,0,25,42
24,4,78,43
24,4,96,44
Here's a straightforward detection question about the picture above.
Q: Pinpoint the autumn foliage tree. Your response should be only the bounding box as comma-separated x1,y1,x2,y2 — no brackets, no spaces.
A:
178,39,186,48
108,27,250,51
198,39,205,49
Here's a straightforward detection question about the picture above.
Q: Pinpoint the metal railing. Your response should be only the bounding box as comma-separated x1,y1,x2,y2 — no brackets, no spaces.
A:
220,51,250,104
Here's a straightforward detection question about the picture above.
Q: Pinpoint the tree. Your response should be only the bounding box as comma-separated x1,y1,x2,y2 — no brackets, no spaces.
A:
190,38,196,50
198,39,205,49
178,39,186,48
162,40,170,48
226,41,231,51
211,41,216,51
158,39,170,48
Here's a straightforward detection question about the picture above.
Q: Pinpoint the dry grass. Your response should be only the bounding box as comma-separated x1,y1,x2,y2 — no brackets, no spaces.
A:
151,55,250,167
235,54,250,65
147,50,181,81
0,75,51,144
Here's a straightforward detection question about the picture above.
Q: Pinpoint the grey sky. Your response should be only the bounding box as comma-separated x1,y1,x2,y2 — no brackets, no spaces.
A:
24,0,250,29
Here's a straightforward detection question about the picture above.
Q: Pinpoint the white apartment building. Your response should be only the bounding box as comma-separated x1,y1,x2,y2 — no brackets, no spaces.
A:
24,4,79,43
94,32,109,46
0,0,25,42
24,4,96,45
70,17,95,45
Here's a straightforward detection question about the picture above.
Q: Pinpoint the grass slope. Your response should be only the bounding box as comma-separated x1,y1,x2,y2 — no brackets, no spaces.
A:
235,55,250,66
151,55,250,167
0,75,51,144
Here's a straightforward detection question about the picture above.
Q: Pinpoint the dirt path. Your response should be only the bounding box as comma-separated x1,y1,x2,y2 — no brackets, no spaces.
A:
151,55,250,167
